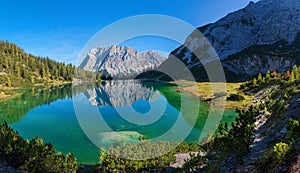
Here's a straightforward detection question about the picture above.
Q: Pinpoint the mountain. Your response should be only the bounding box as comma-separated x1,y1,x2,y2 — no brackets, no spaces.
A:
84,81,160,107
79,45,166,79
139,0,300,82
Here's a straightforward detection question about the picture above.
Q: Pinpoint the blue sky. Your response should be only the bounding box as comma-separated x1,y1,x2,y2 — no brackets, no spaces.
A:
0,0,257,64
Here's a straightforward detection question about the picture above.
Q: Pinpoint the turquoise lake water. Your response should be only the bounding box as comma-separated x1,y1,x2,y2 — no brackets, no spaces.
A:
0,81,236,164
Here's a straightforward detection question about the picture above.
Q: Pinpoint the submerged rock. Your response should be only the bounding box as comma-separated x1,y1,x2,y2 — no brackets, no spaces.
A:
100,131,143,144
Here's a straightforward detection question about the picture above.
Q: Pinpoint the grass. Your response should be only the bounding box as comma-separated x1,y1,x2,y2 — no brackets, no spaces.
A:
175,81,253,109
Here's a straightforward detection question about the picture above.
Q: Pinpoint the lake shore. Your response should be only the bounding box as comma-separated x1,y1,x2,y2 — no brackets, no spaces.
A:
0,81,72,100
172,80,253,110
0,80,254,110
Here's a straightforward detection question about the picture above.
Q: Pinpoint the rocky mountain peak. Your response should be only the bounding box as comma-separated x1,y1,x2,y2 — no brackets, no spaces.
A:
147,0,300,82
175,0,300,63
79,46,166,79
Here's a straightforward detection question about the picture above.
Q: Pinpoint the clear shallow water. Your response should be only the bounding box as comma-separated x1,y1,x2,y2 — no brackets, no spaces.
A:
0,81,236,164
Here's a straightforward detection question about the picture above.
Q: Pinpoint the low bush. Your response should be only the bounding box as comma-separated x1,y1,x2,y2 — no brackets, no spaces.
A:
226,93,245,101
0,122,78,173
94,140,177,173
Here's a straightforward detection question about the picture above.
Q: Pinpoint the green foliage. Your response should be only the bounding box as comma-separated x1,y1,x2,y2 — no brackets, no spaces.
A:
0,40,97,87
226,93,245,101
182,153,207,172
30,76,35,84
138,135,147,141
175,141,202,153
267,89,288,116
269,89,282,100
258,119,300,171
258,142,291,172
94,140,177,173
289,64,300,83
199,105,260,171
273,142,289,160
292,65,299,80
265,70,271,81
183,106,260,172
217,106,259,155
289,71,295,82
287,119,300,140
252,77,257,86
203,70,300,171
6,76,11,87
94,140,203,173
257,73,263,84
0,122,78,173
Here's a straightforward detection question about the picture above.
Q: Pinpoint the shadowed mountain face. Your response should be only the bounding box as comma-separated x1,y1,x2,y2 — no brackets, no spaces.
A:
79,45,165,79
84,81,161,107
138,0,300,82
176,0,300,62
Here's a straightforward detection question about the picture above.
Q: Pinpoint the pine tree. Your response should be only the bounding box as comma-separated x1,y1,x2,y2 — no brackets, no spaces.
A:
6,76,11,87
31,76,35,84
0,40,97,87
292,65,299,80
55,68,59,80
21,68,26,79
4,56,8,68
257,73,263,84
266,70,271,81
252,77,257,86
289,74,295,82
16,66,21,78
25,54,29,66
224,122,228,130
41,64,46,78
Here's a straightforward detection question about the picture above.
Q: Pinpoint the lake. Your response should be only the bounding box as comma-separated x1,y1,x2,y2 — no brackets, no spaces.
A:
0,81,236,164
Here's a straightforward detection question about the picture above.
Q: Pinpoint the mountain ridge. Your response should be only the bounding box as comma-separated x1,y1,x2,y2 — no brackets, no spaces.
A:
80,45,166,79
139,0,300,82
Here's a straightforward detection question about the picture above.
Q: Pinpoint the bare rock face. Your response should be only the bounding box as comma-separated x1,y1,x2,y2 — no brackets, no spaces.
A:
174,0,300,62
150,0,300,81
223,53,295,76
79,45,165,79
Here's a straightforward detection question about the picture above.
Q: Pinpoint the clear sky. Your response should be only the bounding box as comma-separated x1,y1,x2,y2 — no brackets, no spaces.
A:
0,0,258,64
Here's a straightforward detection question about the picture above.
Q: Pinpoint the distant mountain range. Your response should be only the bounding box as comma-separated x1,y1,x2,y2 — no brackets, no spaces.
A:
138,0,300,82
79,45,165,79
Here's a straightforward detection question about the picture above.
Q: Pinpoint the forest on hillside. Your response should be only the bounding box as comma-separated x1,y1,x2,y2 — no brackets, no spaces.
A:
0,40,99,87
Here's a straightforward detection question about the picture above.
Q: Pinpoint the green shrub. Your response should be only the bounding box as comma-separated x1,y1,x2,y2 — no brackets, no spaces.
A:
258,142,291,171
287,119,300,140
94,140,177,173
207,105,259,162
0,122,78,173
273,142,289,160
226,93,245,101
182,153,207,172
